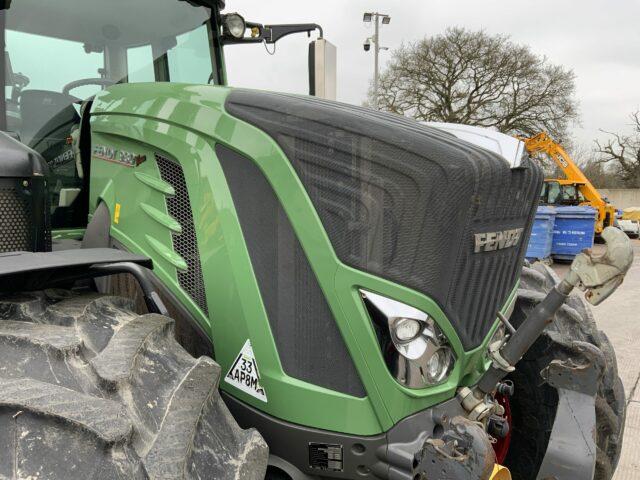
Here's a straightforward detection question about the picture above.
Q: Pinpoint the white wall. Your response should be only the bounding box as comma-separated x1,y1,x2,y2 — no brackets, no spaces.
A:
599,189,640,209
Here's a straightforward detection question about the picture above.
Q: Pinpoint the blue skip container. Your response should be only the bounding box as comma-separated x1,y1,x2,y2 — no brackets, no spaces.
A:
551,206,597,260
526,206,556,261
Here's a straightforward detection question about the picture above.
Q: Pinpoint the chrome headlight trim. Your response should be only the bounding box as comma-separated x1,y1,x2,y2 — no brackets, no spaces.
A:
360,289,456,388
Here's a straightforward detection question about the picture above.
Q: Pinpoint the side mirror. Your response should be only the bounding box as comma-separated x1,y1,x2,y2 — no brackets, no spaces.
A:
0,0,11,10
309,39,336,100
221,13,335,101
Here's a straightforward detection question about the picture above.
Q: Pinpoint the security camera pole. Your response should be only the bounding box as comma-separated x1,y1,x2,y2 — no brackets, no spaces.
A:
363,12,390,110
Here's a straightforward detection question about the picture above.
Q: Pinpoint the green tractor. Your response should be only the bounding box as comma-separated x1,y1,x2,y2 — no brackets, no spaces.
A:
0,0,633,479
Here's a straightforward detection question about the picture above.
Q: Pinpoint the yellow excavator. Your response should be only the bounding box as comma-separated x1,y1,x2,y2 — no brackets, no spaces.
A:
521,132,616,235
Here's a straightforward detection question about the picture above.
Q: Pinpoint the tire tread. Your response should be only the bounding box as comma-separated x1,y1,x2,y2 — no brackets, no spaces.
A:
0,290,268,479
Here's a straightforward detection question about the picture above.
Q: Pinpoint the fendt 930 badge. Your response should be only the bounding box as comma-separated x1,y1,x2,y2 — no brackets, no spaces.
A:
93,145,146,167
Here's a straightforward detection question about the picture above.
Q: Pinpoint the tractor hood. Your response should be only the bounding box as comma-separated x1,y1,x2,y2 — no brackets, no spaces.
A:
88,83,543,435
90,84,542,349
224,90,543,349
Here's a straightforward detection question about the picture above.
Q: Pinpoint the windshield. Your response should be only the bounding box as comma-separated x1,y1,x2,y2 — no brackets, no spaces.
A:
543,181,585,206
4,0,221,144
561,185,577,203
545,182,561,204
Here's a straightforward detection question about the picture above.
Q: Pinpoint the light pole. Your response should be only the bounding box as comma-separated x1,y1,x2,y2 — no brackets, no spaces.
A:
363,12,390,110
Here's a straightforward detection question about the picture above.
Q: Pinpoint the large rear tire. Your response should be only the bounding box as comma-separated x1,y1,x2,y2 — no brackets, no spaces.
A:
504,263,625,480
0,290,268,479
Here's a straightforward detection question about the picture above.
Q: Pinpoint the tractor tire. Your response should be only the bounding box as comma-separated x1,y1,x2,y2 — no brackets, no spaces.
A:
504,263,625,480
0,290,268,480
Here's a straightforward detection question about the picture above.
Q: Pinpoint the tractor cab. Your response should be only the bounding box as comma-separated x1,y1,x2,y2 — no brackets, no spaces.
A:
3,0,224,229
540,179,586,206
5,0,224,133
3,0,326,233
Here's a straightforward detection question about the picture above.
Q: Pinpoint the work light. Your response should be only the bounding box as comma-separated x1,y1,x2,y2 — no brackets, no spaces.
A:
360,290,455,388
223,13,246,39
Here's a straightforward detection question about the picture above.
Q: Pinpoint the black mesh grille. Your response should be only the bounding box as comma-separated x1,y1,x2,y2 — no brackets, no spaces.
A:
226,91,543,349
155,154,209,316
217,144,366,397
44,193,52,252
0,180,32,253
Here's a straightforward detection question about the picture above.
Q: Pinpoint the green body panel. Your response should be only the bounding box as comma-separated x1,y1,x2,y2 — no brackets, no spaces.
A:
88,83,516,436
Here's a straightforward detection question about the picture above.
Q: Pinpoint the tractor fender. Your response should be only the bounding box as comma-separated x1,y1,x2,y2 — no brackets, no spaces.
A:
536,343,604,480
81,201,214,358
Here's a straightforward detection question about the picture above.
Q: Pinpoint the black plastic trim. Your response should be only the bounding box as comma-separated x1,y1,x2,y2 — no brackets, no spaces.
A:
0,248,151,292
217,143,366,398
0,131,47,177
223,391,385,479
223,391,467,480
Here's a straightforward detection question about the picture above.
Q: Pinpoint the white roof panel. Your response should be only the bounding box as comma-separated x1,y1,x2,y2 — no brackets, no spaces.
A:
424,122,525,168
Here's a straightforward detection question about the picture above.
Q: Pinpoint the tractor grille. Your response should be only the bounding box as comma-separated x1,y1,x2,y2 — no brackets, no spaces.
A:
0,180,32,253
226,90,542,350
217,144,366,397
155,154,209,316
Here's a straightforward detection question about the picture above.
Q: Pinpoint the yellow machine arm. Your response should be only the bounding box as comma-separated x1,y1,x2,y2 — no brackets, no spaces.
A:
522,133,616,234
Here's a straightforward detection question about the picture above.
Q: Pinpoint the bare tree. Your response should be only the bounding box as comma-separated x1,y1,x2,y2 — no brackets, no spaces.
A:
369,27,579,141
579,158,625,188
573,145,625,188
595,111,640,188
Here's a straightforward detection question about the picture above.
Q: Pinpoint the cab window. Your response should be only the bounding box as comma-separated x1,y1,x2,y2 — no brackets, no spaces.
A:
547,182,561,204
127,24,215,84
4,0,220,230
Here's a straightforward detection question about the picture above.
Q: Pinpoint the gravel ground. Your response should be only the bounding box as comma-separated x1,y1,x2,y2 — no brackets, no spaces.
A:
550,239,640,480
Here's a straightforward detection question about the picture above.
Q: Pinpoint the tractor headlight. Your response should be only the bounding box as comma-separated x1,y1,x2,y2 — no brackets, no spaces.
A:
360,290,455,389
427,348,452,383
392,317,422,342
223,13,246,39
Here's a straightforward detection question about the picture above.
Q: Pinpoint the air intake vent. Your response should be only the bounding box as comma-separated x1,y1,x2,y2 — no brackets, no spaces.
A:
155,154,209,316
0,180,33,253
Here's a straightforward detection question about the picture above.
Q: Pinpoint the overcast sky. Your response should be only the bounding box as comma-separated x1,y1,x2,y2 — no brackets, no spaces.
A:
224,0,640,149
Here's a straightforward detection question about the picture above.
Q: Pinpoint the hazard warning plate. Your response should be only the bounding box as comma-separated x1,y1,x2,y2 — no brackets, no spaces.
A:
225,339,267,402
